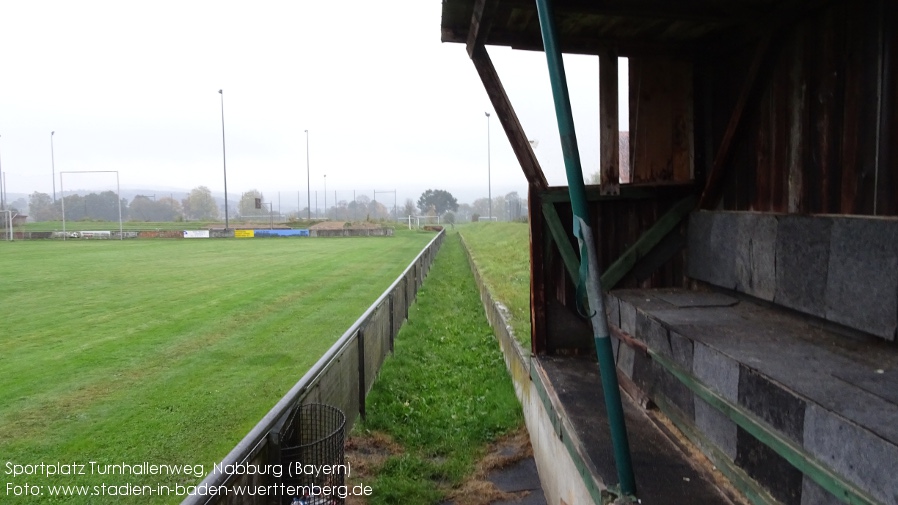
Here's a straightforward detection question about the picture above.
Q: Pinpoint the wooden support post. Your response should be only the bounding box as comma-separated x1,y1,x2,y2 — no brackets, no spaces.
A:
357,329,366,421
388,293,395,353
529,185,548,355
471,45,549,189
698,32,773,209
466,0,499,58
266,430,283,469
599,49,621,195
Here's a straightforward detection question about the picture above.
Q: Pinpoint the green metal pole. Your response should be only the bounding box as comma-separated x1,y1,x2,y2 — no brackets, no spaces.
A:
534,0,637,498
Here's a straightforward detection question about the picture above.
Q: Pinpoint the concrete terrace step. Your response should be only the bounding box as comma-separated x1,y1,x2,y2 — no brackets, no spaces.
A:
533,354,745,504
607,288,898,505
460,232,742,504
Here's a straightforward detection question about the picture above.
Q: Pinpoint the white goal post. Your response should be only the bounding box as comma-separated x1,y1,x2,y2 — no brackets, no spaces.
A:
59,170,123,240
0,210,15,241
406,215,441,229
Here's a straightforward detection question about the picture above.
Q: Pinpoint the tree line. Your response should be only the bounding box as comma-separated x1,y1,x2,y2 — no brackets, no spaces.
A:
27,186,223,222
411,189,525,223
21,186,527,223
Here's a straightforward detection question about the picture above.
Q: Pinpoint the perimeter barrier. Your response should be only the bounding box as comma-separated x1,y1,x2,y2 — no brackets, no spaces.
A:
181,229,444,505
7,228,395,239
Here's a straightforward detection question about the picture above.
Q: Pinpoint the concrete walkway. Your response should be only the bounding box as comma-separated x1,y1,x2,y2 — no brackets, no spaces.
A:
439,430,547,505
487,456,547,505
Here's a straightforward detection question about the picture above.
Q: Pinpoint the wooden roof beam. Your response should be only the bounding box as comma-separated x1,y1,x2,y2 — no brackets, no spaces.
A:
496,0,764,23
503,34,700,58
599,48,620,195
466,0,500,58
471,45,549,189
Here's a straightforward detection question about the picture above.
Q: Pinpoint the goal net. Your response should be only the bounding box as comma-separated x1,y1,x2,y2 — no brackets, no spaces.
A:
59,171,123,239
404,215,441,229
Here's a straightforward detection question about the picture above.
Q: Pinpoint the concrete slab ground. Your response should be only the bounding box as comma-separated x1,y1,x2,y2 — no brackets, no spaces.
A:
440,430,547,505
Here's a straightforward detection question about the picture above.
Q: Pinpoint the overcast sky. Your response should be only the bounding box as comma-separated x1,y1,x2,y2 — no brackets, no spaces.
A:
0,0,626,209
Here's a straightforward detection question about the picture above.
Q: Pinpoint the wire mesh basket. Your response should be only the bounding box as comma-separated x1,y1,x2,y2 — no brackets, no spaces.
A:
279,403,346,505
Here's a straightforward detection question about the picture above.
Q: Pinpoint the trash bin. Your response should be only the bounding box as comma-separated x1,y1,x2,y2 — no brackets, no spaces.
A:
279,403,346,505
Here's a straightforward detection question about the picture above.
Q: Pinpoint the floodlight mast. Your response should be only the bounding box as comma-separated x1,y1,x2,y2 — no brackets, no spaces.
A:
219,90,230,232
305,129,310,221
486,111,492,220
0,134,4,211
0,135,9,241
51,131,56,202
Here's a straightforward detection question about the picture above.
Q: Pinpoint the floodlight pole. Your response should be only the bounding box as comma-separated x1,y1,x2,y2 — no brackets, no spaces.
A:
61,175,66,240
51,131,56,202
0,134,5,212
6,172,11,241
486,111,492,220
324,174,327,220
0,134,8,240
305,129,311,221
219,90,230,232
116,172,123,239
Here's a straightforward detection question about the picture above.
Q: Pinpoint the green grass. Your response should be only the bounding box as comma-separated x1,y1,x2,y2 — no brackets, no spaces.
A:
458,222,531,347
356,232,523,504
0,233,435,503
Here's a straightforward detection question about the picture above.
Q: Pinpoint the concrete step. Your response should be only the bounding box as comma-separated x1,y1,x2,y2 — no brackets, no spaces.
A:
534,354,746,504
608,289,898,505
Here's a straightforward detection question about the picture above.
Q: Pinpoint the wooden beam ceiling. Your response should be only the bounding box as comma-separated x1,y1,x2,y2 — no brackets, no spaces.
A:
443,0,831,57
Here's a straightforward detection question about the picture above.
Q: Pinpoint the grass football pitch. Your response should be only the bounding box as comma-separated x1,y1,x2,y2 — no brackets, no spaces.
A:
0,232,434,503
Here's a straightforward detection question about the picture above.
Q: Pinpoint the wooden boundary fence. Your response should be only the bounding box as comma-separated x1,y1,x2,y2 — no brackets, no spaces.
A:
181,229,445,505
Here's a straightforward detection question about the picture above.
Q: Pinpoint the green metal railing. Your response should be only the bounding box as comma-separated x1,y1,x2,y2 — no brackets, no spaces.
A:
534,0,637,500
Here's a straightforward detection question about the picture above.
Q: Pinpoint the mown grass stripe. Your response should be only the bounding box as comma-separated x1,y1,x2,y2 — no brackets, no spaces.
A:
0,233,434,504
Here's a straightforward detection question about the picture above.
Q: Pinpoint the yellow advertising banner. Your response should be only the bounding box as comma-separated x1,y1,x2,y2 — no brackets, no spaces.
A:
234,229,255,238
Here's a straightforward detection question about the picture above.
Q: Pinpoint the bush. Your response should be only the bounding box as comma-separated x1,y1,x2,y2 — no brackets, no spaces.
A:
471,213,480,223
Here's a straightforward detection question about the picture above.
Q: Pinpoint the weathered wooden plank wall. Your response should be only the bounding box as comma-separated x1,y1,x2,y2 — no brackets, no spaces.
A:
708,2,898,216
628,57,694,184
527,1,898,355
879,1,898,216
